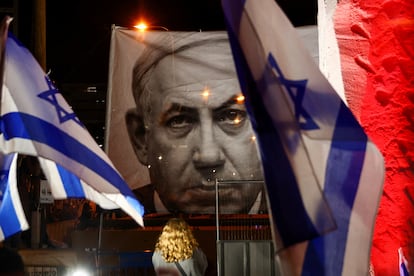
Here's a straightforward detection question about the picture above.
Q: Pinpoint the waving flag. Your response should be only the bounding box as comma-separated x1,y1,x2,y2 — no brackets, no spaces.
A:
0,153,28,240
222,0,384,275
0,17,144,241
399,248,410,276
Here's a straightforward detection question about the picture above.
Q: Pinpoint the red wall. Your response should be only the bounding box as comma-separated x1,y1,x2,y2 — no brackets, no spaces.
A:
335,0,414,275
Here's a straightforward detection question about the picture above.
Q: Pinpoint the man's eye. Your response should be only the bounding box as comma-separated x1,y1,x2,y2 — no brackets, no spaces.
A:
215,109,247,125
165,115,196,129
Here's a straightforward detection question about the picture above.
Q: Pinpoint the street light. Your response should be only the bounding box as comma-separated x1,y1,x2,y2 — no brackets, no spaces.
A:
133,22,169,32
132,21,175,86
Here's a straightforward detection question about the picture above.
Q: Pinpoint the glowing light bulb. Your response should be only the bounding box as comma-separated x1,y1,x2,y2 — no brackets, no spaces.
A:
134,23,148,31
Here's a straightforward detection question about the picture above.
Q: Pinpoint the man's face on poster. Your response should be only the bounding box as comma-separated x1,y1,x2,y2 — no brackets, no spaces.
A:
128,41,264,214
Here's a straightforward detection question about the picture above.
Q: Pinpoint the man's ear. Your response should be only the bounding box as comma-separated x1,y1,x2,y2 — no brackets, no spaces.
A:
126,108,149,166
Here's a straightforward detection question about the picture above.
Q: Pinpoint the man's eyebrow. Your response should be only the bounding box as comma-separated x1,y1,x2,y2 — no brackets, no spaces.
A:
213,95,244,112
163,103,195,114
159,95,243,120
159,103,196,123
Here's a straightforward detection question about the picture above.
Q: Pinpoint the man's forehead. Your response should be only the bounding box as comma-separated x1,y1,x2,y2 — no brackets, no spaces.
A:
159,78,243,110
150,43,238,91
144,39,245,111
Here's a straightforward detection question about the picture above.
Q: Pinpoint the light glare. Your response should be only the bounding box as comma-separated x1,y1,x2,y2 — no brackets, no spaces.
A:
134,23,148,31
68,267,91,276
202,87,210,99
236,94,245,103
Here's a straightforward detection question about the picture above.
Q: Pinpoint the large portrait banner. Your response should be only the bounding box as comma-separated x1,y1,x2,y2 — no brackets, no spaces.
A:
106,26,318,215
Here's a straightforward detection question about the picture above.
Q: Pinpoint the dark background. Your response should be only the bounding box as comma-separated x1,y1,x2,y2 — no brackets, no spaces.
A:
1,0,317,146
45,0,317,84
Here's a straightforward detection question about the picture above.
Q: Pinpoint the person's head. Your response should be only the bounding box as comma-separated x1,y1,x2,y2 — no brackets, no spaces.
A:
155,218,198,263
126,32,264,214
0,246,25,276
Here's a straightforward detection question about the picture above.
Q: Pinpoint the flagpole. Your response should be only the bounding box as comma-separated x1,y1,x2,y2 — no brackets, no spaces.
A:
33,0,46,70
215,178,221,276
96,211,104,274
0,16,12,116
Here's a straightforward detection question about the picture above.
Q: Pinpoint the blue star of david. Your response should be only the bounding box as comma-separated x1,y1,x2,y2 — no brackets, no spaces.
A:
38,76,83,127
268,53,319,130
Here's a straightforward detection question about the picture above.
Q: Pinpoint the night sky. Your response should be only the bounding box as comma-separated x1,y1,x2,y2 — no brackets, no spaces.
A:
42,0,317,85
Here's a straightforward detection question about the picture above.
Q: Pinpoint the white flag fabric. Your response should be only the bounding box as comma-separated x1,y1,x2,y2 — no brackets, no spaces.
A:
221,0,385,275
0,17,144,241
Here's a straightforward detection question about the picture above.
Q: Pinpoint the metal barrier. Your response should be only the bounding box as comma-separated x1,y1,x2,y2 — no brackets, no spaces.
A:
217,240,278,276
26,266,64,276
215,180,279,276
19,249,76,276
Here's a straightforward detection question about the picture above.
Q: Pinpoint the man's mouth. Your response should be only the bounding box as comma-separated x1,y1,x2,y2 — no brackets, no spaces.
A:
199,179,217,190
188,183,239,196
190,185,216,192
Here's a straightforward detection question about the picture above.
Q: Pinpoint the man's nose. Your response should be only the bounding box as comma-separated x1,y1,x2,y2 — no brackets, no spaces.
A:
192,114,225,169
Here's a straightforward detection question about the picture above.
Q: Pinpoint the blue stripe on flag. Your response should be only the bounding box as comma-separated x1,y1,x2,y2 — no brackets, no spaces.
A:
56,164,85,197
0,154,24,237
303,103,367,275
0,112,135,198
221,0,245,36
401,263,410,276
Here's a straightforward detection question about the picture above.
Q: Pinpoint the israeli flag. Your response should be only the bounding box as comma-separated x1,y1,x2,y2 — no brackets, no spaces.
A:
0,17,144,241
222,0,384,275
